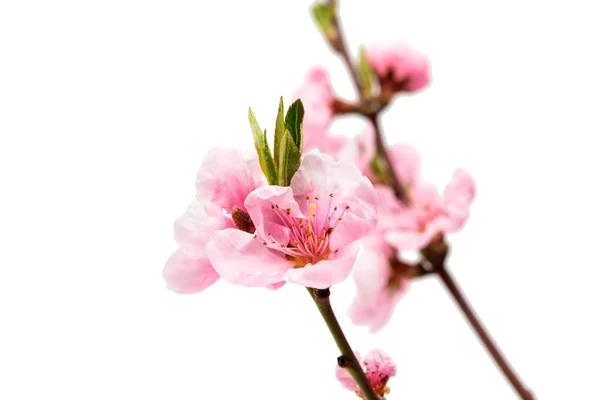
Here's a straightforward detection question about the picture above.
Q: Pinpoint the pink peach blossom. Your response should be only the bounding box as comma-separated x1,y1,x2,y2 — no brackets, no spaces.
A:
380,143,476,251
348,144,475,331
207,150,378,289
335,349,397,398
163,147,265,294
366,42,431,92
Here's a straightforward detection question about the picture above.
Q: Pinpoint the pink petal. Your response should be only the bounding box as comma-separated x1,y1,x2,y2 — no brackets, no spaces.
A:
290,150,364,203
348,250,409,333
163,248,220,294
291,66,334,150
244,185,303,245
206,228,291,287
385,230,433,251
173,199,232,253
388,143,421,185
328,177,378,250
266,281,286,290
195,147,265,213
286,242,360,289
411,181,441,208
366,42,431,92
330,212,373,250
363,349,397,379
443,169,476,232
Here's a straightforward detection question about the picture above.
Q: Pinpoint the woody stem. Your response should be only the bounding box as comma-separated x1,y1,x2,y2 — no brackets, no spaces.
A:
307,287,381,400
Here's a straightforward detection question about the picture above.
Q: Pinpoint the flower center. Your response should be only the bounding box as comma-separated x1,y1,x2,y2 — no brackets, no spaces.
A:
260,194,349,267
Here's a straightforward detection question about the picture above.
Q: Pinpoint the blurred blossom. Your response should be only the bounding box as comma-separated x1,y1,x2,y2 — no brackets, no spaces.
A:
366,42,431,93
163,147,264,293
350,143,475,332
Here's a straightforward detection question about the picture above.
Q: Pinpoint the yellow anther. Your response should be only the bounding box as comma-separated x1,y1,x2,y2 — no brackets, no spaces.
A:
307,203,317,234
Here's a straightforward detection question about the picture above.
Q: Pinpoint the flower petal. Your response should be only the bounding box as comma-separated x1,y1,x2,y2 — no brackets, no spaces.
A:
286,242,359,289
363,349,397,383
245,185,302,245
266,281,286,290
163,248,220,294
173,199,232,253
388,143,421,185
348,250,408,333
206,228,291,287
329,212,373,250
292,66,334,150
195,147,265,213
385,230,433,251
443,168,476,232
290,150,364,207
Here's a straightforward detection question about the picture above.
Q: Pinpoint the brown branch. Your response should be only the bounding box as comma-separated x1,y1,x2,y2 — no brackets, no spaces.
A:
437,266,536,400
324,1,409,205
307,288,381,400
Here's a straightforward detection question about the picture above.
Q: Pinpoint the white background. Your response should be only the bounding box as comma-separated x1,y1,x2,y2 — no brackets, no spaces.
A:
1,0,599,399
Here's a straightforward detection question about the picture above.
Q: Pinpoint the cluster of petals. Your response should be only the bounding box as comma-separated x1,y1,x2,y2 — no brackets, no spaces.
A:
336,349,397,399
164,146,378,293
207,150,378,289
349,143,476,332
366,42,431,92
383,143,476,251
163,148,265,293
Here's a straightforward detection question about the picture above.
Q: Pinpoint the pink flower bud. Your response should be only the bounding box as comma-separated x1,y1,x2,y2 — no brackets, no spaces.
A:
366,42,431,93
336,349,397,398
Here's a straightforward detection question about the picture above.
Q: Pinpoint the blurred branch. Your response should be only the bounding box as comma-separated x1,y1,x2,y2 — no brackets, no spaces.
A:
323,1,409,205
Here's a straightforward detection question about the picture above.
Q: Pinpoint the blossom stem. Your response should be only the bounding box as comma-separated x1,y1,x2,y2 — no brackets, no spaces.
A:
325,1,410,205
326,0,362,96
368,115,411,205
436,266,536,400
306,287,381,400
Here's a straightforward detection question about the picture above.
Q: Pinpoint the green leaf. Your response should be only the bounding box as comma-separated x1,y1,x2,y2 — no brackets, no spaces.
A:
311,2,337,40
273,97,286,168
277,130,301,187
358,46,376,97
284,99,305,153
248,108,278,185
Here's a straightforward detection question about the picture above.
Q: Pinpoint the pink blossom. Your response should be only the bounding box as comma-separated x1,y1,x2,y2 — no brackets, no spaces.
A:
381,143,476,251
207,151,378,289
366,42,431,92
291,66,334,151
335,349,397,398
163,147,265,294
348,145,475,331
